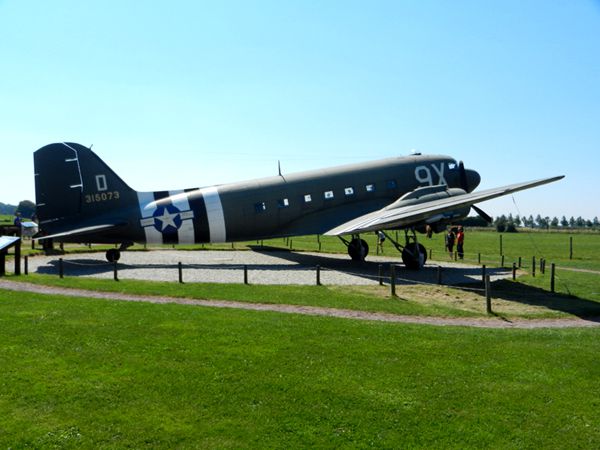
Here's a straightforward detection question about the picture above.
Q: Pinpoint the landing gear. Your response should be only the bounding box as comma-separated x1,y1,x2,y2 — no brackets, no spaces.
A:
106,248,120,262
340,235,369,262
384,229,428,270
105,242,133,262
401,242,427,270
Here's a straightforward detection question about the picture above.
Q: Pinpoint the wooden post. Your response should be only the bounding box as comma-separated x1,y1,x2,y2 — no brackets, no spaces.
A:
178,262,183,283
244,265,248,285
478,253,481,264
437,266,442,285
551,263,556,293
0,252,5,276
499,234,503,255
454,251,457,261
518,256,522,268
481,264,486,283
113,260,118,281
532,256,536,277
501,254,505,268
485,274,492,314
59,258,64,279
24,256,28,275
14,239,21,276
390,264,396,297
512,262,516,280
316,265,321,286
429,248,432,260
569,236,573,260
540,258,545,274
378,264,383,286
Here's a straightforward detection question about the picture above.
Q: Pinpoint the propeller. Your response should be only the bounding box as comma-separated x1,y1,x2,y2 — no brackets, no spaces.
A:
472,205,493,223
459,161,493,223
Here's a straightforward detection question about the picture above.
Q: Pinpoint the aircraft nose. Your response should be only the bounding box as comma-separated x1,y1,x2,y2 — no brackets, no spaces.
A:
466,169,480,192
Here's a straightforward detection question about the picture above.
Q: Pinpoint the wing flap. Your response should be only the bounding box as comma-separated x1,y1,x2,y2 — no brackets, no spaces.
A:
325,175,564,236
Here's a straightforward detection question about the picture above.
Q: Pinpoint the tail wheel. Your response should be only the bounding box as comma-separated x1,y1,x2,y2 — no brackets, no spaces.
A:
106,249,121,263
348,238,369,261
402,243,427,270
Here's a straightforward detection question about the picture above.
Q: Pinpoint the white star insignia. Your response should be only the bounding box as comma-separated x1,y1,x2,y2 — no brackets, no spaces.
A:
156,209,179,231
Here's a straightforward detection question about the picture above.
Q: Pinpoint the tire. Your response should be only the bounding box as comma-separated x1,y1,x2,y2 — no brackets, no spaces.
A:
348,238,369,261
402,243,427,270
106,249,121,263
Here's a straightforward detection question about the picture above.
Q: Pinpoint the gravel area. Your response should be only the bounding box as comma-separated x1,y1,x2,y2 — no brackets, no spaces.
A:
26,249,511,286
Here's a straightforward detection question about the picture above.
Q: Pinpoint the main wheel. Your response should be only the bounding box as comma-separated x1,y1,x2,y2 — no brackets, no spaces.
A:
348,238,369,261
402,243,427,270
106,249,121,263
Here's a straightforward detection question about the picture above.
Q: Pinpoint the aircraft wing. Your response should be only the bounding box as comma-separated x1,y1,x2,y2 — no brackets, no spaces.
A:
34,223,124,241
325,175,564,236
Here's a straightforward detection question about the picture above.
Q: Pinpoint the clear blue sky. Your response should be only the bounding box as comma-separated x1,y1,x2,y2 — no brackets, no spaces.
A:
1,1,598,219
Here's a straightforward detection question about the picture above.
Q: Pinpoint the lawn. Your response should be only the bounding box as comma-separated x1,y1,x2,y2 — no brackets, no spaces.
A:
1,290,599,448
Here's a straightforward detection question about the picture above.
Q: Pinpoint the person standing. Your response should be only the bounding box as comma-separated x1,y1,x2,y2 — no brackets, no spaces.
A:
456,226,465,259
445,228,455,257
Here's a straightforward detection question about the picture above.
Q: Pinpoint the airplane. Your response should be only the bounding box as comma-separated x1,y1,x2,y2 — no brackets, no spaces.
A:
33,142,563,269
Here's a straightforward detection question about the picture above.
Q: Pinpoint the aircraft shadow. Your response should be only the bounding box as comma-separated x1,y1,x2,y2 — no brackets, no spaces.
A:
478,279,600,321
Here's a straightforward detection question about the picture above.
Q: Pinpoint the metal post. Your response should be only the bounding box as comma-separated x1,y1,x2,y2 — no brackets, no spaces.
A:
316,265,321,286
113,260,118,281
569,236,573,260
289,239,293,250
532,256,536,277
551,263,555,293
518,256,522,268
178,262,183,283
59,258,64,279
24,256,28,275
390,264,396,297
244,265,248,285
478,253,481,264
485,274,492,314
429,248,432,260
437,266,442,285
378,264,383,286
501,254,505,268
481,264,486,283
499,234,503,255
512,262,516,280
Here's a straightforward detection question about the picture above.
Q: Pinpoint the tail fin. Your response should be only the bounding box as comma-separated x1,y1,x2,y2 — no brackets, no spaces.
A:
34,142,136,231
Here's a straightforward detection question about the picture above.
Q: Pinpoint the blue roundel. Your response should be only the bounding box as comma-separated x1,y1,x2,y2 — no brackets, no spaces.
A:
153,204,182,233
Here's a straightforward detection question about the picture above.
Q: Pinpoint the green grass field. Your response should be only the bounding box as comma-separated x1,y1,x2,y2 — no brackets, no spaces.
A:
1,291,599,448
2,229,600,447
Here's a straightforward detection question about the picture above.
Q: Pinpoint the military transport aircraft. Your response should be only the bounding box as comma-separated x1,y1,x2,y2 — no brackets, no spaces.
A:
33,142,563,269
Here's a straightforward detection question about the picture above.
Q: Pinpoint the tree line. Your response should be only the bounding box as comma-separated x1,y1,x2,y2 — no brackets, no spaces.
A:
493,214,600,232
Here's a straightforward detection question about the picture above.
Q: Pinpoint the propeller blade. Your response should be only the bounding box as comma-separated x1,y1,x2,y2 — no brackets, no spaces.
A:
472,205,493,223
458,160,468,191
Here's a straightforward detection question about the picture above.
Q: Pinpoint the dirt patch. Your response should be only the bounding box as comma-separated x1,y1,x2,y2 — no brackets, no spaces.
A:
1,280,598,329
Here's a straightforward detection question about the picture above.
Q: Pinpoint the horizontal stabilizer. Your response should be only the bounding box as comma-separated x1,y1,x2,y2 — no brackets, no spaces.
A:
34,223,124,241
325,175,564,236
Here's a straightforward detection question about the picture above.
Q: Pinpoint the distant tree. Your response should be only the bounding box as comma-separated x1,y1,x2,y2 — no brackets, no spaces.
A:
576,216,585,227
528,215,535,228
560,216,569,227
494,214,507,232
505,222,518,233
514,215,522,227
16,200,35,219
586,219,593,228
535,214,543,228
594,217,599,228
550,217,559,228
0,202,17,215
569,216,576,227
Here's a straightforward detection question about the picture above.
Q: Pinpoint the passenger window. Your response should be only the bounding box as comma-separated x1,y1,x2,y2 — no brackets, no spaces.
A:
278,198,290,208
365,184,376,192
254,202,266,213
304,194,312,203
344,187,354,196
324,190,334,199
